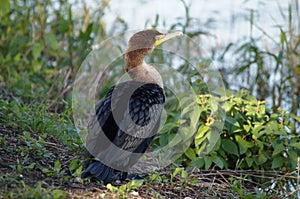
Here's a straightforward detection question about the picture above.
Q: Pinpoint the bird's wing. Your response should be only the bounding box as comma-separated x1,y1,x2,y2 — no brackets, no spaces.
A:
108,82,165,169
85,86,116,154
85,81,165,170
114,83,165,151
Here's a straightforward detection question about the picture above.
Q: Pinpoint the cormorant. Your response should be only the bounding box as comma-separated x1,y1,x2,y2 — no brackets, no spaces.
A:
81,29,183,184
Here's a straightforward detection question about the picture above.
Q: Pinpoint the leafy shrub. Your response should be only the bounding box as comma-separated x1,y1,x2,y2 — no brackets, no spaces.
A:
177,89,300,171
0,0,112,106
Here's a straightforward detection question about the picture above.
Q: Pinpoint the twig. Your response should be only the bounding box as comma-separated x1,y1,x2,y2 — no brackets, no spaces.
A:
43,141,68,152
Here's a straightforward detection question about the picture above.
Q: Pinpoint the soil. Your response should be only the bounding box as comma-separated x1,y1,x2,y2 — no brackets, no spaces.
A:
1,126,294,198
0,126,215,198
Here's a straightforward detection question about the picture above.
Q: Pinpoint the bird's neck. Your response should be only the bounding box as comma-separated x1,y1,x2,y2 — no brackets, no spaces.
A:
125,51,163,88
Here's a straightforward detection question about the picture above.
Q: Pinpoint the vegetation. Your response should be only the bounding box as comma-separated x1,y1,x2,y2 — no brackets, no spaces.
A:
0,0,299,198
166,90,300,171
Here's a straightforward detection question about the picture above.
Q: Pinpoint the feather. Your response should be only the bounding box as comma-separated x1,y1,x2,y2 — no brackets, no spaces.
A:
82,81,165,184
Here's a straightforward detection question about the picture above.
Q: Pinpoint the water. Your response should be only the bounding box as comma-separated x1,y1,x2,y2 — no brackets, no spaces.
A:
71,0,293,61
82,0,290,44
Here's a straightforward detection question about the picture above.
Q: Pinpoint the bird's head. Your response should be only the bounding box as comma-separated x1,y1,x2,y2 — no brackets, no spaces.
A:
125,29,182,71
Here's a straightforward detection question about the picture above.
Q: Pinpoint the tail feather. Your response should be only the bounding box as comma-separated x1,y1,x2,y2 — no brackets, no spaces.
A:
81,161,115,184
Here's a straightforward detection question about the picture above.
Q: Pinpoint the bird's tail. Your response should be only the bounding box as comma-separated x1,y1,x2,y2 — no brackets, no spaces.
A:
81,161,115,184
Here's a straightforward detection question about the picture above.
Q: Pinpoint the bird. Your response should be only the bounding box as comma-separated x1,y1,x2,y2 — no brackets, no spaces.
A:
81,29,183,184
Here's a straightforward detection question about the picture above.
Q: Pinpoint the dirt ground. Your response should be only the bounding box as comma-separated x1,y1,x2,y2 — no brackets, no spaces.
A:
0,126,233,198
0,126,297,198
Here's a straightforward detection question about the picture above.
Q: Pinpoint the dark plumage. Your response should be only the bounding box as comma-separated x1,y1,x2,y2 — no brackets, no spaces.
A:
81,29,182,184
82,82,165,183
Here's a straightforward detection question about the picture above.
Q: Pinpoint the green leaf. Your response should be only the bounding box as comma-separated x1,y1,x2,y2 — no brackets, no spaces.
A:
271,157,286,168
185,148,196,160
127,179,144,189
181,170,188,178
196,141,207,156
280,29,286,44
211,154,224,169
181,100,200,128
51,190,66,199
272,143,285,157
235,135,254,155
23,131,31,139
243,124,251,132
106,184,118,192
204,156,212,170
224,101,235,112
75,166,83,177
258,104,265,115
225,116,242,133
222,139,239,156
149,173,160,181
44,32,59,50
16,159,22,173
58,19,69,33
287,149,298,163
119,184,126,192
195,125,209,140
245,157,253,167
290,142,300,149
159,123,177,135
256,153,268,165
188,157,205,169
205,130,220,153
54,160,61,173
290,113,300,123
32,42,44,59
24,162,36,169
158,134,167,146
167,133,181,147
195,125,210,149
69,159,79,172
225,116,236,126
232,176,244,195
172,167,184,178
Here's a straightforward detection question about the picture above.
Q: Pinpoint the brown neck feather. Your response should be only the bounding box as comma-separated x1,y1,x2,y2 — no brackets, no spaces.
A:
124,48,163,87
125,48,150,72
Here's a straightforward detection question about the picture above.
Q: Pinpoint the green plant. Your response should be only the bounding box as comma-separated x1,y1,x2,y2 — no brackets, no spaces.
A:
181,90,300,172
170,167,188,184
106,179,144,199
0,0,118,110
19,181,66,199
219,0,300,117
69,159,84,179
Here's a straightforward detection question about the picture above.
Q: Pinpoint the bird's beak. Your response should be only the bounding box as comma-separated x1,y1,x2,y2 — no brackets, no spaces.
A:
154,31,183,47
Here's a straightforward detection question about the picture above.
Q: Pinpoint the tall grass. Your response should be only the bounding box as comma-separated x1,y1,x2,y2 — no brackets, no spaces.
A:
226,0,299,116
0,0,117,110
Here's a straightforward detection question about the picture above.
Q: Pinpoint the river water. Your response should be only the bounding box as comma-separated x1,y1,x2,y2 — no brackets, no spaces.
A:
98,0,291,44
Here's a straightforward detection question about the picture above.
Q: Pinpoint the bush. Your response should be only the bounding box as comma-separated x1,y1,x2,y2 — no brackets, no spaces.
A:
159,89,300,171
0,0,111,107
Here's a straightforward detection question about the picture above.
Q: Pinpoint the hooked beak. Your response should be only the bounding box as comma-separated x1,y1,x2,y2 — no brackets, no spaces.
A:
154,31,183,47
